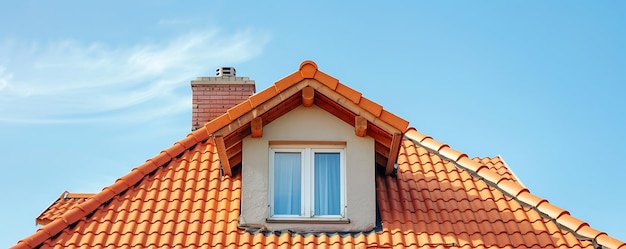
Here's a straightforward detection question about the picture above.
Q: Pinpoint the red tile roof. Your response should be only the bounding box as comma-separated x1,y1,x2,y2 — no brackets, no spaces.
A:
474,156,520,184
35,192,94,226
12,61,625,249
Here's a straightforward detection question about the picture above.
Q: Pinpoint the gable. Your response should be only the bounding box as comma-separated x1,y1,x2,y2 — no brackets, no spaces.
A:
259,105,360,140
240,105,377,232
203,61,409,177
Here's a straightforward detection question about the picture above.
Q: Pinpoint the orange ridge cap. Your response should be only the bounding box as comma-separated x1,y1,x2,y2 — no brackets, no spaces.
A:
101,180,127,196
556,215,588,232
404,128,432,142
91,188,116,205
335,82,362,104
185,131,201,143
117,170,143,188
477,167,506,185
148,152,171,168
299,60,318,78
380,110,409,132
11,130,205,248
249,85,279,108
133,161,156,175
64,193,93,199
10,241,28,249
74,197,100,214
401,126,625,248
274,72,305,93
455,156,489,174
576,225,604,240
177,137,197,150
596,233,626,249
38,219,65,237
227,99,253,121
438,146,467,162
313,70,339,90
536,202,569,219
420,137,448,152
16,228,48,248
497,179,528,197
204,114,231,135
163,142,186,158
59,207,84,228
516,191,546,207
358,97,383,117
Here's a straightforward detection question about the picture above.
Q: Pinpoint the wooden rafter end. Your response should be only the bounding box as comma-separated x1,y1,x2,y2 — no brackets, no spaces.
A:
385,132,402,175
214,136,232,176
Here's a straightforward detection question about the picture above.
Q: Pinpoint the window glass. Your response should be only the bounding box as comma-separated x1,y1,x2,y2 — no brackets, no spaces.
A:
273,152,301,215
270,146,345,219
314,152,341,215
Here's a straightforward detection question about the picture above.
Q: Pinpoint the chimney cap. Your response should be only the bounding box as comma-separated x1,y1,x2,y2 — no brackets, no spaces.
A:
216,67,236,77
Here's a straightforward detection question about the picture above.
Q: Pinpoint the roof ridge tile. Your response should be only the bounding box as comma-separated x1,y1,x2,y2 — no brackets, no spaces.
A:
404,126,625,249
575,226,605,240
335,82,362,104
177,137,197,150
536,202,569,220
438,146,468,162
556,215,589,232
313,70,339,90
227,99,253,121
163,142,187,158
118,170,143,188
12,130,210,249
249,84,278,108
357,97,383,117
497,179,529,198
273,72,304,93
204,114,231,135
190,126,210,141
299,60,318,78
380,110,409,131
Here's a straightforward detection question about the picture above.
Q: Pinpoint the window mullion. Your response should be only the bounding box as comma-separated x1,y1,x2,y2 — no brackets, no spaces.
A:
301,148,310,217
341,149,346,217
309,149,315,217
269,150,274,216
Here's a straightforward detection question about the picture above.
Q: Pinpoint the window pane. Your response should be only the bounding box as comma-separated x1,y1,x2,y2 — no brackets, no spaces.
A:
274,152,301,215
314,152,341,215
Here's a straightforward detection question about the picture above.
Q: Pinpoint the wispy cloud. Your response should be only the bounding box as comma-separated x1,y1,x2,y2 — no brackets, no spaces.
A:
0,28,270,124
0,66,11,91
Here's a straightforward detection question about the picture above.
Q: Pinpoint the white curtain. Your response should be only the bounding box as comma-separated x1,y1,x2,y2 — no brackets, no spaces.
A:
314,152,340,215
274,152,301,215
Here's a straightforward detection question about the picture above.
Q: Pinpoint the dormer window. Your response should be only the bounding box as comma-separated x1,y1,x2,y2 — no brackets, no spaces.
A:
241,105,376,232
269,144,346,221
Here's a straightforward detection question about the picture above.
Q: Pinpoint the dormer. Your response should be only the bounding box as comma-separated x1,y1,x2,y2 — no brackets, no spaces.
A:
197,61,409,233
241,105,374,231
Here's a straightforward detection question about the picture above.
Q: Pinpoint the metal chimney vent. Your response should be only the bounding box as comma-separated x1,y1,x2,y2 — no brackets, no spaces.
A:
216,67,236,77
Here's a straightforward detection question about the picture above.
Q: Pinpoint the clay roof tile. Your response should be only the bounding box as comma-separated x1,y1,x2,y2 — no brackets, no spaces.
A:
12,61,625,249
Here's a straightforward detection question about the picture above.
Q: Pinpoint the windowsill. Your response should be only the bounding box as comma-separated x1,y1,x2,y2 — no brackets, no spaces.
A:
266,217,351,224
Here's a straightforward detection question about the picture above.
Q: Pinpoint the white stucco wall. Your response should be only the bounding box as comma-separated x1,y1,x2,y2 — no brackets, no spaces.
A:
240,105,376,232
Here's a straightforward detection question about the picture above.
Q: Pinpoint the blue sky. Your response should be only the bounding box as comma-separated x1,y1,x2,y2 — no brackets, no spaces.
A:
1,1,625,247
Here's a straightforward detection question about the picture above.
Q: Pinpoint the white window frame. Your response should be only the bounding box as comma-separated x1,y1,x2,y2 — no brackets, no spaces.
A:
268,144,346,221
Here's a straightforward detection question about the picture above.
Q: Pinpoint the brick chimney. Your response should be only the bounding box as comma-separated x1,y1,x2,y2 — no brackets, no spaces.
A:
191,67,255,130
